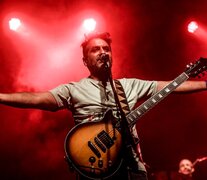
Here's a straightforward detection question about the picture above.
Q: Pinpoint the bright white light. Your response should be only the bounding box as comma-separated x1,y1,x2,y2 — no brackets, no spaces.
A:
188,21,198,33
83,18,96,32
9,18,21,31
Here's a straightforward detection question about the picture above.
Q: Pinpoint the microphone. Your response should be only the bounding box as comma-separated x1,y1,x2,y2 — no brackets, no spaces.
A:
192,156,207,167
100,54,110,68
100,53,109,62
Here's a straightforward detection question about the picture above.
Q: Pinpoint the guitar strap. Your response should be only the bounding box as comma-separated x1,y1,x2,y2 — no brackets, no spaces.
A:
114,80,131,115
114,79,144,163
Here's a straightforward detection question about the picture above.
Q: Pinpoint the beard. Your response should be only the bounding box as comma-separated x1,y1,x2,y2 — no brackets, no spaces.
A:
88,62,111,82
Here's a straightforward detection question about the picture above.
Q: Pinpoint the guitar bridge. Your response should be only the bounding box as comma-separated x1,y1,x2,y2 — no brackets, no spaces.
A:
94,137,106,152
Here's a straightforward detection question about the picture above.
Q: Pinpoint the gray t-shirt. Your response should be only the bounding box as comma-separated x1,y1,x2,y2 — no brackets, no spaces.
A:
50,77,157,123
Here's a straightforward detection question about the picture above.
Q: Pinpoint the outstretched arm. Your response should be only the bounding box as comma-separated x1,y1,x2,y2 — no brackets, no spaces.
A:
156,80,207,93
0,91,58,111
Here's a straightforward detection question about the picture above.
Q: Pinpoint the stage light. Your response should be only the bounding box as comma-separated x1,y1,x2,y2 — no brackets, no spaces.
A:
83,18,96,32
188,21,198,33
9,18,21,31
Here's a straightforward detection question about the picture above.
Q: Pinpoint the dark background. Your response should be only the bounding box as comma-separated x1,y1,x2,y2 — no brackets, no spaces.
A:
0,0,207,179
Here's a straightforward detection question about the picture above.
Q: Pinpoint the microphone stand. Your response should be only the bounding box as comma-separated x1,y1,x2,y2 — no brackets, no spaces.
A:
104,62,135,162
192,156,207,167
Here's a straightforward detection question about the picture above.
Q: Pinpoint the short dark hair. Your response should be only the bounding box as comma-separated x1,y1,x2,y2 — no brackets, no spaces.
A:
81,32,112,58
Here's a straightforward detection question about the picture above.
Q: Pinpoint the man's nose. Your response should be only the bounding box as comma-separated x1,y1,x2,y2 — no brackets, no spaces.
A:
100,47,107,54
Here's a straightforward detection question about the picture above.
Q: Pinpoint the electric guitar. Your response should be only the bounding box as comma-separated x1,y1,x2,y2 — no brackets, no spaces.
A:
64,57,207,180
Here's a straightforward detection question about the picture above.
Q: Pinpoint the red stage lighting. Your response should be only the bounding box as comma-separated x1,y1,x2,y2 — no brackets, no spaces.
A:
83,18,96,32
9,18,21,31
188,21,198,33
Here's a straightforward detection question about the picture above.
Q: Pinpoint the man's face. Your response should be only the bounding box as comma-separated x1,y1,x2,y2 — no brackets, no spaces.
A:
179,159,194,176
83,38,112,75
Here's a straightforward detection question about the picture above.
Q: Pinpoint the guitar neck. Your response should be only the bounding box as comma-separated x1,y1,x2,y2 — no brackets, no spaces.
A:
127,72,189,127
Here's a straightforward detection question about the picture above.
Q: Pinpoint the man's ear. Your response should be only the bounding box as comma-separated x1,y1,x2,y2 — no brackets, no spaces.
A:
82,57,87,66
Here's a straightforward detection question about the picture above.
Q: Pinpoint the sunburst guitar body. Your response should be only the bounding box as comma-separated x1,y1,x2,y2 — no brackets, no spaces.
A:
64,110,123,180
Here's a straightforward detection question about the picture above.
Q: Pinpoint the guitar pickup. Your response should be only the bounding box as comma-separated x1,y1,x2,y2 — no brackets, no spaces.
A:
88,141,101,158
97,130,114,149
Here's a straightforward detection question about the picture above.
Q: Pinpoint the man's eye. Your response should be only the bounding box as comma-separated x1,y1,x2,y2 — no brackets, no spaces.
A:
104,47,111,52
91,47,99,52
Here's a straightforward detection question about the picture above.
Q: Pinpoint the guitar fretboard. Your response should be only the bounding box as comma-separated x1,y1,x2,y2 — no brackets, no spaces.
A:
127,72,189,127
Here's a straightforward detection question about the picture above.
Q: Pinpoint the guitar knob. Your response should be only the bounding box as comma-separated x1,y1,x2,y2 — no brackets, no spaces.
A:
98,159,103,168
89,156,96,164
108,160,112,167
90,166,95,173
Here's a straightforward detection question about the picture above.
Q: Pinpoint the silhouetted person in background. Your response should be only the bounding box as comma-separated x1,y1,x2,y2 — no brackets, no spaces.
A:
178,159,194,180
